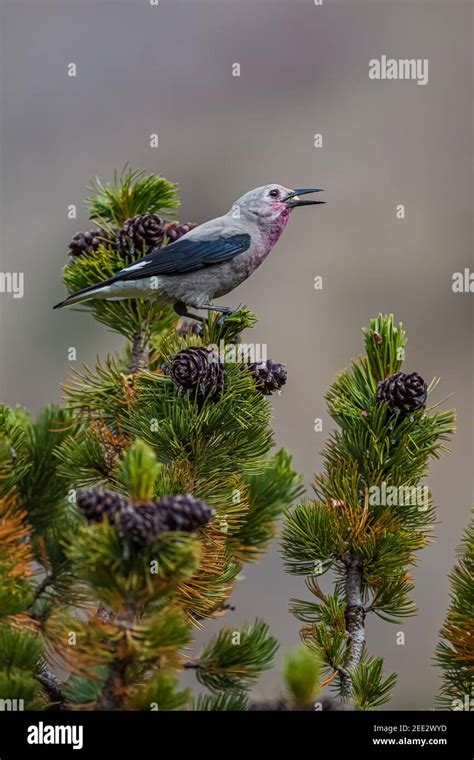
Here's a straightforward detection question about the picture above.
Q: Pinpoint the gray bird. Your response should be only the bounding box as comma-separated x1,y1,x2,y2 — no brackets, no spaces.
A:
54,184,324,319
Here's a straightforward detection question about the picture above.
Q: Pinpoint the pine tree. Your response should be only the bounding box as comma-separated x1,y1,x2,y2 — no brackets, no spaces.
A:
435,510,473,710
281,315,455,709
0,167,302,710
0,404,81,708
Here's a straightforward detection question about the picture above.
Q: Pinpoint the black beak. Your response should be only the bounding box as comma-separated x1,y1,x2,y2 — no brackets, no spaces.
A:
284,188,325,207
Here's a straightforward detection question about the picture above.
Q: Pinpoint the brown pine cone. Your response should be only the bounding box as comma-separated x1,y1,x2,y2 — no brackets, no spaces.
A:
118,213,166,257
162,221,197,243
376,371,427,416
170,346,224,403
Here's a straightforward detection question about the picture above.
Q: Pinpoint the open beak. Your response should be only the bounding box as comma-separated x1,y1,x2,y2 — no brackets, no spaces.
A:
284,188,325,207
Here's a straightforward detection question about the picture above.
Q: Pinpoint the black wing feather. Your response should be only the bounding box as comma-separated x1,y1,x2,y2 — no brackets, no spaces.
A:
112,233,251,282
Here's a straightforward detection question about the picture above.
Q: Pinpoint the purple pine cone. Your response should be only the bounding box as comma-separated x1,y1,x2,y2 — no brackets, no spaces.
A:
156,494,214,532
376,371,427,416
248,359,287,395
76,487,129,523
170,346,224,402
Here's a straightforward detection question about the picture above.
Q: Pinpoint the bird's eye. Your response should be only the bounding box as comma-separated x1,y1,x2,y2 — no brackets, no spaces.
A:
269,189,279,198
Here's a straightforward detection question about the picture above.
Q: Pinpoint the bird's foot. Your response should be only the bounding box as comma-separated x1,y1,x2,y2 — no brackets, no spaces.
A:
215,314,234,330
201,303,234,315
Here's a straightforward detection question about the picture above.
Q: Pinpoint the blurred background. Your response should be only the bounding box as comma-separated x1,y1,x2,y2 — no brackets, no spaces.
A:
0,0,472,709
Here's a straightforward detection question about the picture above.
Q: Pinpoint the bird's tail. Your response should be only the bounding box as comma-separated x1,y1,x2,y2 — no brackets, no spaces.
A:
53,282,109,309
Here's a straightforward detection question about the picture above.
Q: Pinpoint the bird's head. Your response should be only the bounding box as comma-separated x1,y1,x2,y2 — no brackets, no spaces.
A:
231,184,324,225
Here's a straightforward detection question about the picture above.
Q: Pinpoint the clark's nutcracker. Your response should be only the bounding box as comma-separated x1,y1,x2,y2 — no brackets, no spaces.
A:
54,184,324,319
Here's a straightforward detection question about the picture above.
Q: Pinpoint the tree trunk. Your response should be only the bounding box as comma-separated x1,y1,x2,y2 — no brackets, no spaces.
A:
96,607,135,710
36,658,66,711
128,327,149,372
340,552,365,699
96,657,130,711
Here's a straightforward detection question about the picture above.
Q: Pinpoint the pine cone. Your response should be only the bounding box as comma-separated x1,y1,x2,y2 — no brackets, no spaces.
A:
76,487,129,523
376,371,427,416
156,494,214,532
68,229,115,258
176,321,204,339
118,213,166,257
248,360,287,395
170,346,224,402
117,503,164,547
163,221,197,243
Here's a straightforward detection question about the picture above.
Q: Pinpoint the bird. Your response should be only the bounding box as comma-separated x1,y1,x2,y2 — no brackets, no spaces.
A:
53,184,324,320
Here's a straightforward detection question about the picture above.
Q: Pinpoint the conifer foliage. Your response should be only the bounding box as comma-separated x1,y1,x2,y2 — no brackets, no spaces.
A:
0,405,80,708
436,510,474,709
0,167,302,710
282,315,455,709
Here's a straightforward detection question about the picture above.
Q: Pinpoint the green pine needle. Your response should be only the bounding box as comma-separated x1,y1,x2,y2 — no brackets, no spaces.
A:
351,657,398,710
191,691,248,711
87,165,180,226
435,509,474,708
194,619,278,693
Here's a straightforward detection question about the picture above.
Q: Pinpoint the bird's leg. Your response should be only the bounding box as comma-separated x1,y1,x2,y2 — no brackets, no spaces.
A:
200,303,234,315
173,301,204,323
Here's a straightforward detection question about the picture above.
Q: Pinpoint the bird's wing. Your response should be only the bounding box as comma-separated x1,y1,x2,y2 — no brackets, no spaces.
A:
110,229,251,283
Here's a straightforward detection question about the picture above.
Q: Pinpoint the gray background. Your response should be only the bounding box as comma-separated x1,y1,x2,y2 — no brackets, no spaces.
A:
0,0,472,709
